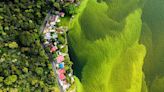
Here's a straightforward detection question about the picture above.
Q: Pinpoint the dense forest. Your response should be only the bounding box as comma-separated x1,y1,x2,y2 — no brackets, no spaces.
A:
0,0,78,91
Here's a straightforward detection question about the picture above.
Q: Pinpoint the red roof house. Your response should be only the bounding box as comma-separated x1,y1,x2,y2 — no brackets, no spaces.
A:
56,55,64,63
50,46,57,53
58,69,66,74
59,74,66,80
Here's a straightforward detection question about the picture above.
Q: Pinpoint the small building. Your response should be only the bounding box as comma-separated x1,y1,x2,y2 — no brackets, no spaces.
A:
50,46,58,53
56,28,64,33
59,12,65,17
50,29,56,32
59,79,64,86
59,62,64,69
50,15,60,24
58,69,66,74
44,32,51,40
63,83,71,91
59,73,66,80
51,15,59,22
43,28,49,34
56,55,65,63
46,22,50,28
50,21,56,26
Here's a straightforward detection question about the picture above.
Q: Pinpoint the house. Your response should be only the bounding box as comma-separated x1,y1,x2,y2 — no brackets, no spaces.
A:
58,69,66,74
44,32,51,40
59,79,64,86
59,12,65,17
59,62,64,69
50,29,55,32
49,15,59,26
59,73,66,80
63,83,70,91
51,15,59,22
43,28,50,34
50,21,56,26
62,80,67,84
50,46,58,53
56,55,65,63
56,28,64,33
46,22,50,28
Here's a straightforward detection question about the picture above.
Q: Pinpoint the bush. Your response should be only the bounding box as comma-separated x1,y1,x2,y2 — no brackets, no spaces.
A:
22,67,28,73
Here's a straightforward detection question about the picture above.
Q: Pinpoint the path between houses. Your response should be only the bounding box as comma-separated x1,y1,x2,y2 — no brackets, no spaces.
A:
40,12,64,92
40,12,76,92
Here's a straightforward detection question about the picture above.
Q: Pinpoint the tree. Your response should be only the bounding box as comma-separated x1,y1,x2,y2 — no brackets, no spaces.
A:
0,77,4,82
4,75,17,85
22,67,28,73
35,67,43,75
31,79,38,85
58,34,65,44
8,42,18,49
19,31,36,46
0,25,3,31
64,4,77,15
0,0,59,90
4,26,9,31
53,2,61,10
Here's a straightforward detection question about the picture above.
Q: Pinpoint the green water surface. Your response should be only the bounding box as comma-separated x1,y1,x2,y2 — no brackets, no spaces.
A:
68,0,164,92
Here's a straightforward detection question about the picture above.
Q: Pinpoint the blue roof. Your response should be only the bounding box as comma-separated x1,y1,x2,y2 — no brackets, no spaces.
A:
59,63,64,69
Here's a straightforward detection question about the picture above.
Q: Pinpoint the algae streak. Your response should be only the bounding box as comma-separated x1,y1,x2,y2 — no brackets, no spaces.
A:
68,0,146,92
